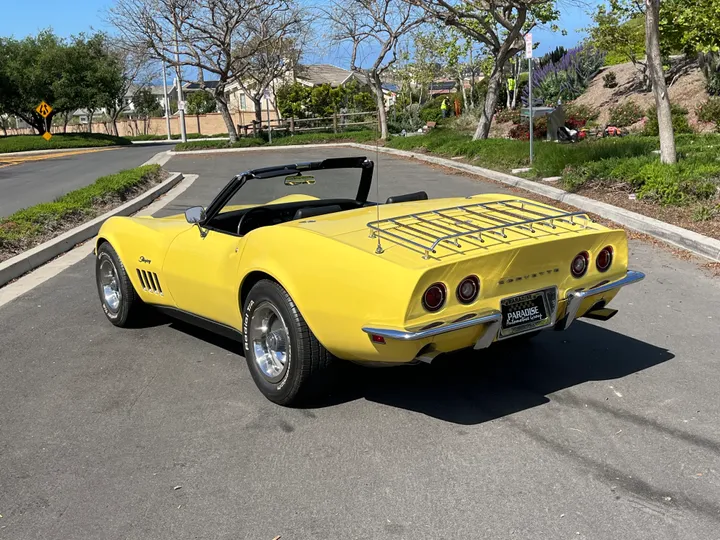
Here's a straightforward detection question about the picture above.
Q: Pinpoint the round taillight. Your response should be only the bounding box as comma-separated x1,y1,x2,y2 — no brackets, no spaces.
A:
422,283,446,312
571,252,589,278
596,246,613,272
456,275,480,304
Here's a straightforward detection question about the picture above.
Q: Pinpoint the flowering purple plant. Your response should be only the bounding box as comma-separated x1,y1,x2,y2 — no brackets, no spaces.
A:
522,44,605,106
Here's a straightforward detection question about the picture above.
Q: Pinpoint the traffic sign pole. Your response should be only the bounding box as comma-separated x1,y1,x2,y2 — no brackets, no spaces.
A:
525,33,534,165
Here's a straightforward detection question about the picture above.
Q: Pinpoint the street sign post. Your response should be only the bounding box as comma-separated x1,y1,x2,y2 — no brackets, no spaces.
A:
524,33,534,164
36,101,53,141
264,88,272,144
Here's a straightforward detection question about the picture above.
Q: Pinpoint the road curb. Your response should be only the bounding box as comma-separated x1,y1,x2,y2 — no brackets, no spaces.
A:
0,172,185,288
351,144,720,262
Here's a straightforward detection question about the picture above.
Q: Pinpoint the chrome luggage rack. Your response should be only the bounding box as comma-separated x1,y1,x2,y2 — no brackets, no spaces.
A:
368,198,596,259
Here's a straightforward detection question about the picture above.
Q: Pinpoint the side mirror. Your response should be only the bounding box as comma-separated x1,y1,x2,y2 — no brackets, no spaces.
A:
185,206,206,224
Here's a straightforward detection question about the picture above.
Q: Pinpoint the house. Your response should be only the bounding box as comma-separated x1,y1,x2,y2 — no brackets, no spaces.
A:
224,64,371,123
428,80,458,97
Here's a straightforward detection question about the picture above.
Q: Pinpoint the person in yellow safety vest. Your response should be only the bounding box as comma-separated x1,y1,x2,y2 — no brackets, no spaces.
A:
507,77,516,92
440,97,449,118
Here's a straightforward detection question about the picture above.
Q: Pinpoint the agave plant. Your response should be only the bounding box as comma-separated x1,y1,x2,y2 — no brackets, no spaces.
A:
523,44,606,105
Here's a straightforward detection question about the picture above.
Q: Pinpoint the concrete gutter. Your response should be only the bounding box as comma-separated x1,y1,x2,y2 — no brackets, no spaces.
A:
0,171,184,287
172,141,720,262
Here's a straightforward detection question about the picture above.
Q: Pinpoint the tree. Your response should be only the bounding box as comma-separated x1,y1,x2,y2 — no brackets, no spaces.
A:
586,2,647,87
131,87,162,135
234,29,305,123
276,82,312,117
326,0,427,139
110,0,304,143
415,0,558,140
645,0,675,164
0,31,70,134
186,91,217,114
0,30,126,135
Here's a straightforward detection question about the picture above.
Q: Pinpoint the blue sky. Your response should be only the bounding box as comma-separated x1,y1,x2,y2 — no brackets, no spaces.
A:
0,0,600,67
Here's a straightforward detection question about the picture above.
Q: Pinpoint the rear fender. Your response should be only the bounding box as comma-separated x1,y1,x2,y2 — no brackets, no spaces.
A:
237,227,419,361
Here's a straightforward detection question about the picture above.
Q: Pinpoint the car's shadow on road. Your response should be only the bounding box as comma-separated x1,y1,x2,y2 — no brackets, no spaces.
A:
313,321,673,425
164,317,672,426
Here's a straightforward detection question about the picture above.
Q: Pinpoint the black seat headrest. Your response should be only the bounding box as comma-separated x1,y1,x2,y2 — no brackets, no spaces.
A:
293,205,343,220
386,191,429,204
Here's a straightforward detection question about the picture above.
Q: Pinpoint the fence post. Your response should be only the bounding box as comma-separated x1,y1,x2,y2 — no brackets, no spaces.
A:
290,117,295,135
333,112,338,134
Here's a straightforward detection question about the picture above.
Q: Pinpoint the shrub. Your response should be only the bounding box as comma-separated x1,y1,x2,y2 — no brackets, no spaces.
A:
696,98,720,130
692,204,719,222
608,101,644,127
643,104,694,136
495,108,521,124
603,71,618,88
563,103,599,130
526,45,606,104
509,117,548,140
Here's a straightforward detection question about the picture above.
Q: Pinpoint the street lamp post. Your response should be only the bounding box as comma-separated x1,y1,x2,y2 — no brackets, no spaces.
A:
161,60,172,141
173,24,188,143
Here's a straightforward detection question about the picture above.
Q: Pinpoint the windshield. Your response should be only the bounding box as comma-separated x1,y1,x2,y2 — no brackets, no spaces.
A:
219,167,365,213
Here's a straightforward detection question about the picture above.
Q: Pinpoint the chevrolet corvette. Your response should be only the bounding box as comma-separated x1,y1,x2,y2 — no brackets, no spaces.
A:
95,156,644,405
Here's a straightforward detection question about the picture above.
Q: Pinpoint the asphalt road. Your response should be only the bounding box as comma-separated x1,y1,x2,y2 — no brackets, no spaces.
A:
0,144,166,218
1,148,719,540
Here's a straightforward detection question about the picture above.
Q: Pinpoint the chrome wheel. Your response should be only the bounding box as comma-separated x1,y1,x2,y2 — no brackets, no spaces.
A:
249,301,290,383
99,257,122,312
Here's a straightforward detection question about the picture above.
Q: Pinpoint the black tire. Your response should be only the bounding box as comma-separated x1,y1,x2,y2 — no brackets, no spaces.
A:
243,279,334,406
95,242,144,327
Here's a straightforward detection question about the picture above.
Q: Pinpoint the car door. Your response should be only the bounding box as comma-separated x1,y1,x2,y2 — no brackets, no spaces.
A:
162,225,244,328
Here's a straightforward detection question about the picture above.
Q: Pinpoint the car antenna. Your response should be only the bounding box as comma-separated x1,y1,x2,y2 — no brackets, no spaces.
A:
374,111,383,254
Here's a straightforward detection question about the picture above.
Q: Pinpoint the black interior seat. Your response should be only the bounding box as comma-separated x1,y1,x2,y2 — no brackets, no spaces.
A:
293,205,343,220
386,191,429,204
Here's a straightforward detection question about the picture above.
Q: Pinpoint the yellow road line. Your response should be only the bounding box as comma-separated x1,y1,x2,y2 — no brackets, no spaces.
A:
1,147,120,165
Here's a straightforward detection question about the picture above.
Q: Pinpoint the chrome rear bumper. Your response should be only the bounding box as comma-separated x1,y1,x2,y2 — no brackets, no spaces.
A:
362,270,645,350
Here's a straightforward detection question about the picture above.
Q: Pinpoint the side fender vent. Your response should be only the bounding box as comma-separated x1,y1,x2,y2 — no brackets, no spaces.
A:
136,269,163,295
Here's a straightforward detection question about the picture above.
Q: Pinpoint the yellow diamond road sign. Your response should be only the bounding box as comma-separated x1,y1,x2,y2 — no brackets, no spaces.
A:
36,101,53,118
42,132,53,141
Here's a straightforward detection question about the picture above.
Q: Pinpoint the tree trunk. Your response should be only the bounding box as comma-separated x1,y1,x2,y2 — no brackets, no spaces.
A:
645,0,676,164
253,96,263,124
511,60,520,109
88,110,94,133
215,94,239,143
371,72,388,139
473,63,504,140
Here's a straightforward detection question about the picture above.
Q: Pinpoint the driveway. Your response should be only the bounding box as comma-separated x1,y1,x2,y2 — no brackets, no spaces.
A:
0,148,718,539
0,144,167,218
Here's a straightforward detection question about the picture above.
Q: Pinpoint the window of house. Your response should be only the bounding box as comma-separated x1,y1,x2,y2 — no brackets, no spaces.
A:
240,94,247,110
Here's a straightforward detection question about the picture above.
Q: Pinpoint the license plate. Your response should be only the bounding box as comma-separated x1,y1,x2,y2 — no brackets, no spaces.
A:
500,290,551,336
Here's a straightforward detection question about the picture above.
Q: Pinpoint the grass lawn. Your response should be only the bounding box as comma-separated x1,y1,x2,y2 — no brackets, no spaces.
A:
0,165,163,262
386,130,720,207
173,130,378,151
0,133,132,153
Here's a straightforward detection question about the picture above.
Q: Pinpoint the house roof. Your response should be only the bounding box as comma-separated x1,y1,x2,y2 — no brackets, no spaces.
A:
429,81,457,91
184,80,220,91
295,64,354,86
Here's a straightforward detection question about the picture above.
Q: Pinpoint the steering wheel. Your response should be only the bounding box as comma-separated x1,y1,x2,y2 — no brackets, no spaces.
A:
237,206,274,236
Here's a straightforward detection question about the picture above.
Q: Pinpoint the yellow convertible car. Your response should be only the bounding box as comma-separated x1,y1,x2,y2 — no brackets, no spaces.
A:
95,156,644,405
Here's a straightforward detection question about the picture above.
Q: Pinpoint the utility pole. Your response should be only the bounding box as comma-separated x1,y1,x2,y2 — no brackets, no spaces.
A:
161,60,172,141
173,20,188,143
